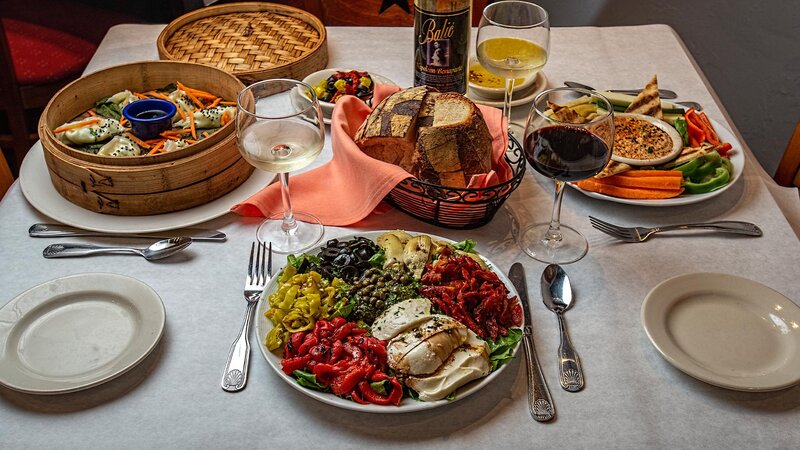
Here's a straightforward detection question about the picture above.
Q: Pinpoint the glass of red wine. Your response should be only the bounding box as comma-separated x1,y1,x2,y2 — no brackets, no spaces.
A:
520,87,614,264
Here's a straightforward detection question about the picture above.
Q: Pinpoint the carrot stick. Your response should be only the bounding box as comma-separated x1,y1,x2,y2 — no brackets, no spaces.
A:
189,113,197,140
616,170,683,178
178,84,204,110
146,91,187,120
147,141,165,155
177,82,218,100
594,174,683,190
125,132,151,150
207,97,221,109
54,118,101,133
576,179,684,199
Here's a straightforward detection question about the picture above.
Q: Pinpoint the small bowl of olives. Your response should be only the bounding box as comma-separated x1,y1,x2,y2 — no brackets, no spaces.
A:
302,69,398,123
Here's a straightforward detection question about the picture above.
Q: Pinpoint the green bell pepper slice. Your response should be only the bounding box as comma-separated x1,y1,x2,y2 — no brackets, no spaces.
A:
683,166,730,194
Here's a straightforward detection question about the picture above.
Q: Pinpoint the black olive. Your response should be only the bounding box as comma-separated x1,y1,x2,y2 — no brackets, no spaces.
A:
333,254,352,266
355,247,371,261
326,239,339,247
322,248,339,259
341,265,358,279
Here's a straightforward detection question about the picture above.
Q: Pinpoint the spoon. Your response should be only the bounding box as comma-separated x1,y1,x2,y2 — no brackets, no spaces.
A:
563,81,703,111
43,237,192,260
541,264,584,392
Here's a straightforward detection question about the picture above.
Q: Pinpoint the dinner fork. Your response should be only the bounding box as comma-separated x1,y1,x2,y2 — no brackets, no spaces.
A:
589,216,763,243
222,241,272,392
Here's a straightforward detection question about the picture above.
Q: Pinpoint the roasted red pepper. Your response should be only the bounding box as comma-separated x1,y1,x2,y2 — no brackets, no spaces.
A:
280,318,398,406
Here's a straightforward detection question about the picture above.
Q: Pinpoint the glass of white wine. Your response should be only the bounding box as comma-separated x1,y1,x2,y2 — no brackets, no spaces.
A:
476,1,549,136
236,79,325,254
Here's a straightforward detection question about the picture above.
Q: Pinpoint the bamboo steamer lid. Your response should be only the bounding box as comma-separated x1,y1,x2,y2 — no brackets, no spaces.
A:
157,2,328,85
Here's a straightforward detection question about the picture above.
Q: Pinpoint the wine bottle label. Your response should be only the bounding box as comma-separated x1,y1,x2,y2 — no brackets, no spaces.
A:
413,5,470,94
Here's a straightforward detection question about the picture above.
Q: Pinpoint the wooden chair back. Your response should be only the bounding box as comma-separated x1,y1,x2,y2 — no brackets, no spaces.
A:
0,147,14,199
774,121,800,188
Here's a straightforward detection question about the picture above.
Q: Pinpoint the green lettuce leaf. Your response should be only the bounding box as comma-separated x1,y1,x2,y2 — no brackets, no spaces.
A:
287,253,321,271
292,370,329,392
330,298,355,319
368,248,385,267
369,380,389,396
674,117,689,146
453,239,477,253
488,328,523,371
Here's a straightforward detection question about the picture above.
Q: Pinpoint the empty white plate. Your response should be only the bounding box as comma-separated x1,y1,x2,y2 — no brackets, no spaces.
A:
641,272,800,392
0,273,165,394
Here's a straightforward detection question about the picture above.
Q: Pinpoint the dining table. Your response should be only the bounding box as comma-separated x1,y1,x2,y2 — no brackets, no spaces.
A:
1,23,799,449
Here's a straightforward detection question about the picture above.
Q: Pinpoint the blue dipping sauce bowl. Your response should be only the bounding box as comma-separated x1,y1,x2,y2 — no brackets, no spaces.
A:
122,98,177,140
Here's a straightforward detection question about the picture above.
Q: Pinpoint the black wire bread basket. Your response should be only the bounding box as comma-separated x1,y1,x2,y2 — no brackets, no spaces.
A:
384,133,526,229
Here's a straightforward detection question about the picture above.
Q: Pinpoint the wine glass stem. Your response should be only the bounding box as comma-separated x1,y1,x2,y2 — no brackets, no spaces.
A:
503,77,514,130
545,180,566,243
278,172,297,235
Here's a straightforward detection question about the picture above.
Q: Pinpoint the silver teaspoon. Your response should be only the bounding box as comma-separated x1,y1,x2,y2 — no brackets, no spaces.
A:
43,237,192,260
541,264,584,392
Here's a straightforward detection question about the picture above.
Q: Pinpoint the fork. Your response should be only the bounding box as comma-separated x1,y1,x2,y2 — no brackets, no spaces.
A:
588,216,763,243
222,241,272,392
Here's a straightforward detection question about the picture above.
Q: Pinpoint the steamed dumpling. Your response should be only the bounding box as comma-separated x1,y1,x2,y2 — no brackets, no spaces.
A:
169,89,195,120
97,135,141,157
108,90,138,108
58,118,124,145
193,106,235,129
163,138,190,152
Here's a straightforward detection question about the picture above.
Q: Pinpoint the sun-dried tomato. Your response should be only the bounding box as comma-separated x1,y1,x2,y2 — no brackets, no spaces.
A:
421,251,522,340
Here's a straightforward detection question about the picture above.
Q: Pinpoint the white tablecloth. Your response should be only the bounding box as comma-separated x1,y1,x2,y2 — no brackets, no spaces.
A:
1,24,799,449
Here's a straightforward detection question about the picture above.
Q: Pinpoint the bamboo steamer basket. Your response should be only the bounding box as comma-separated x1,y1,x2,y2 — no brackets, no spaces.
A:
157,2,328,85
38,60,256,216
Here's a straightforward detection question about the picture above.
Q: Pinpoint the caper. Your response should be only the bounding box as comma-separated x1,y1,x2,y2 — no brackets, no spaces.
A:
376,281,385,288
400,275,409,284
376,300,385,308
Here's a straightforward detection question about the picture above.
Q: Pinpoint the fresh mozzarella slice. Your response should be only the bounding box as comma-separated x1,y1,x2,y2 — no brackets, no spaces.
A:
406,332,492,402
387,315,468,375
371,297,432,340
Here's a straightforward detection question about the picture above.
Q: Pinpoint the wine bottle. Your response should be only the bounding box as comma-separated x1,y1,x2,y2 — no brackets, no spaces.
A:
413,0,471,94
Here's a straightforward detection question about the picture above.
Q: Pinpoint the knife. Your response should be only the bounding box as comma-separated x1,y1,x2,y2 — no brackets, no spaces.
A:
28,223,226,241
508,263,555,422
563,81,678,99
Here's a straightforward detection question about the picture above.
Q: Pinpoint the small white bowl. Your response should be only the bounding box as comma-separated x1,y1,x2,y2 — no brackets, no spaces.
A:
610,113,683,166
467,58,539,100
302,68,397,121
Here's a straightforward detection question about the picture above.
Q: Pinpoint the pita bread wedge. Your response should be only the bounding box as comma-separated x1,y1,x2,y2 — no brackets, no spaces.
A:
658,143,718,169
595,159,633,178
625,75,663,119
548,101,589,124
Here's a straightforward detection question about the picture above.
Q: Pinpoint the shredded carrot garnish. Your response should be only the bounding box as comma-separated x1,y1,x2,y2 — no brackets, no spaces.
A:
87,110,98,117
189,113,197,139
219,101,236,106
221,112,231,126
207,97,222,109
125,132,151,150
145,138,166,145
145,91,187,120
54,118,101,134
119,117,128,127
177,82,217,100
147,140,165,155
201,131,210,138
134,92,148,99
184,139,197,143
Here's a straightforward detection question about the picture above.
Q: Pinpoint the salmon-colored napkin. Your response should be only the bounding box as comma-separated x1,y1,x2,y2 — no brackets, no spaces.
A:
231,84,512,226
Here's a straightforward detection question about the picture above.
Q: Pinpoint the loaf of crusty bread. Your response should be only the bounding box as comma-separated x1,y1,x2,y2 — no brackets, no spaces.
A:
355,88,493,188
354,86,429,173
